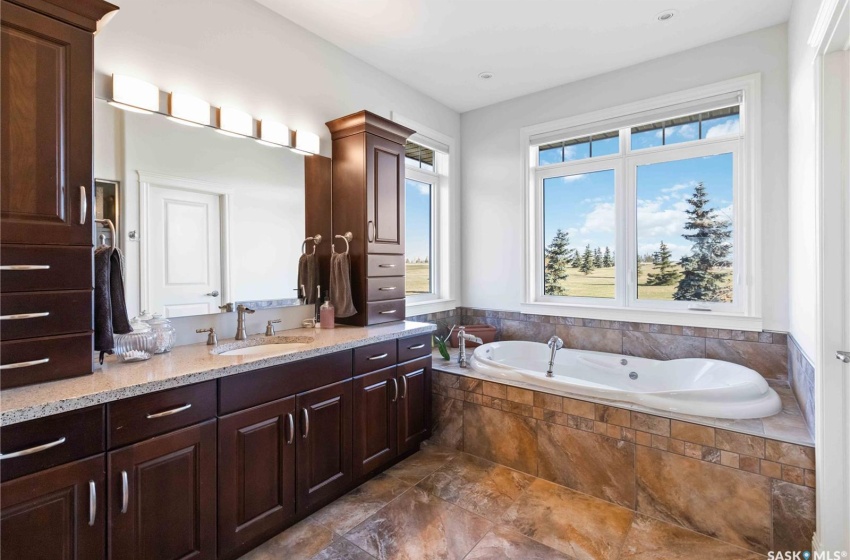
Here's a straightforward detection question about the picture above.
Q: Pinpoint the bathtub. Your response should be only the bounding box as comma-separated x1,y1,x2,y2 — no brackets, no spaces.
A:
469,341,781,419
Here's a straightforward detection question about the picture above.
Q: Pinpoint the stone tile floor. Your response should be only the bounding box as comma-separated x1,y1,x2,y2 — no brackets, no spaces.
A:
238,444,765,560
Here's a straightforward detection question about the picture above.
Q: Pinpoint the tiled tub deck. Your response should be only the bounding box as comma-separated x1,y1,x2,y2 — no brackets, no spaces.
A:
431,352,816,555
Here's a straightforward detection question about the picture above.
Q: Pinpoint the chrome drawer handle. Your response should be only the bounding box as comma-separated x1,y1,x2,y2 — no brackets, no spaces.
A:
378,264,397,268
400,375,408,399
146,403,192,419
379,310,396,315
302,409,309,439
286,413,295,445
121,471,129,514
88,480,97,526
80,186,87,225
391,378,398,402
0,358,49,370
0,436,65,460
367,221,375,243
408,344,425,350
0,312,50,321
368,353,389,361
0,265,50,271
378,286,397,291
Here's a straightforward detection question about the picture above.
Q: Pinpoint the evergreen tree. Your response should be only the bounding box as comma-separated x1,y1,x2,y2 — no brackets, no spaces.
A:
571,249,583,268
646,241,680,286
579,244,596,275
544,229,571,295
602,246,613,268
593,247,603,268
673,182,733,302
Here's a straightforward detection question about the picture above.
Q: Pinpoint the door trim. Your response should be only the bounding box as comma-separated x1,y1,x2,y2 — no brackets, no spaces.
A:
137,171,232,314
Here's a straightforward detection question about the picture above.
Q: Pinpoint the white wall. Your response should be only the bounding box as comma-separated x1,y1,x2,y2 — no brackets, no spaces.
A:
460,24,790,332
787,0,821,358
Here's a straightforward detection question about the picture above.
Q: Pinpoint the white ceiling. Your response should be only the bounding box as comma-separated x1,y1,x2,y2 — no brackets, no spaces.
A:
255,0,792,113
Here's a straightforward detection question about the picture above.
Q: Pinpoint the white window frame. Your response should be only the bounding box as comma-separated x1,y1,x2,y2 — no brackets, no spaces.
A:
404,164,439,302
521,75,762,330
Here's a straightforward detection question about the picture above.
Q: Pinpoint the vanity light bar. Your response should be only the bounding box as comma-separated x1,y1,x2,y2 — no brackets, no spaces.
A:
216,106,253,138
109,74,159,114
167,92,210,127
292,130,320,156
257,120,291,148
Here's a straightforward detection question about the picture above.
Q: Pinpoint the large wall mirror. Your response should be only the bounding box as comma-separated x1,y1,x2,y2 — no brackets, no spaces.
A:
94,99,308,318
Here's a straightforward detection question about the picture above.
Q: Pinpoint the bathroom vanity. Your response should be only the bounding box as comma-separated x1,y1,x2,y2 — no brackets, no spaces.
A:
0,322,434,560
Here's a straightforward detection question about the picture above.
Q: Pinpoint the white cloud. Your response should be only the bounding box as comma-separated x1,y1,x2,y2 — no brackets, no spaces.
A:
705,119,740,138
579,202,615,234
661,182,694,194
412,182,430,196
667,123,698,140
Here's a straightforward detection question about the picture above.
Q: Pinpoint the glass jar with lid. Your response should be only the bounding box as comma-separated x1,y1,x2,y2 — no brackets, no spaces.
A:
147,313,176,354
114,317,155,362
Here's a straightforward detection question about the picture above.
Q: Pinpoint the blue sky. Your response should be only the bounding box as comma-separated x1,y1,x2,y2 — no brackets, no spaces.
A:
406,178,431,261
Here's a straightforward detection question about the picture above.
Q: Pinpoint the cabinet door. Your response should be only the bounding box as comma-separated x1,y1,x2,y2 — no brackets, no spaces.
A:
397,357,432,455
1,2,94,246
108,420,216,560
296,380,352,513
1,455,105,560
353,366,397,478
365,134,405,255
218,397,296,558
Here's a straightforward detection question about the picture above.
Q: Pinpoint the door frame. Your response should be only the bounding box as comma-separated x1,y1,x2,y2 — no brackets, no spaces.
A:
812,0,850,552
137,170,233,314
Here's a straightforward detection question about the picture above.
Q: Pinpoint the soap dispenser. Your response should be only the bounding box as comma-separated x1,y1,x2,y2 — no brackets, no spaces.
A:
320,294,335,329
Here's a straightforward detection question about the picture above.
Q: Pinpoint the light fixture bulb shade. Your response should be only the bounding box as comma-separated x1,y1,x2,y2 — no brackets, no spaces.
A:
217,106,253,137
111,74,159,113
168,92,210,126
295,130,320,155
259,120,291,147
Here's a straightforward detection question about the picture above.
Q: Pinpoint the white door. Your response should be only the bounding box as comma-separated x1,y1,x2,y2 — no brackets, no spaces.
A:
147,185,222,317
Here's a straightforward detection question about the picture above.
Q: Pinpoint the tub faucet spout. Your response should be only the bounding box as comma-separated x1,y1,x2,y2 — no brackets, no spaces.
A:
457,326,484,369
546,336,564,377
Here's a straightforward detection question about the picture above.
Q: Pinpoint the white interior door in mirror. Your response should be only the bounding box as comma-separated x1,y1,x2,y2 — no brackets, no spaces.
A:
146,185,224,317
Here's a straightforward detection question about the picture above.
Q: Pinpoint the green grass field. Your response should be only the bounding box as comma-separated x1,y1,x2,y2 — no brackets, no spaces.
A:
406,263,431,294
553,264,732,301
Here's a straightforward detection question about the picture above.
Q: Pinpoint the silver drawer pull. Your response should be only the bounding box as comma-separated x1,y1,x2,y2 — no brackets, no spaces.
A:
378,286,397,291
146,403,192,419
121,471,129,514
0,312,50,321
378,264,397,268
368,353,389,361
0,265,50,271
302,408,310,439
80,186,87,225
400,375,408,399
0,436,66,460
286,413,295,445
379,310,396,315
88,480,97,526
391,378,399,402
0,358,49,370
408,344,425,350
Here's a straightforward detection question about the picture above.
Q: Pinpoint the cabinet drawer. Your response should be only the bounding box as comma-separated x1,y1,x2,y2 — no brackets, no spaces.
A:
398,333,432,363
353,339,397,376
0,406,104,482
367,254,405,277
366,276,405,301
366,299,405,325
0,332,92,389
107,381,216,449
0,290,91,340
0,245,92,293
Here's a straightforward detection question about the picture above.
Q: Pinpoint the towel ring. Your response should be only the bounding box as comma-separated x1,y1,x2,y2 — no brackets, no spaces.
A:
95,219,116,248
301,234,322,255
332,232,353,254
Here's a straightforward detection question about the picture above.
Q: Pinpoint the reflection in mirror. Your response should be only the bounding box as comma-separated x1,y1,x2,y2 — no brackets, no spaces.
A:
94,99,308,318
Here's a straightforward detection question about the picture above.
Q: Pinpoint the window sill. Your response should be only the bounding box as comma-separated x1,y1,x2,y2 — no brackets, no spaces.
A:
406,298,458,317
521,301,763,331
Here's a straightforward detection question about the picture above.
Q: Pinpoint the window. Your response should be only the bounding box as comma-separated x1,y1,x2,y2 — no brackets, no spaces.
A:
405,141,437,297
525,78,758,324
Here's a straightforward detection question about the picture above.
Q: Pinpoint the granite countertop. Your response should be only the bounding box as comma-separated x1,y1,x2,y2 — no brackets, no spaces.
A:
1,321,435,426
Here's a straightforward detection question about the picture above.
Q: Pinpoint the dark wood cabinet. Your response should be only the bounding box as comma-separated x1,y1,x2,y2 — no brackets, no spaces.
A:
397,356,432,454
353,366,398,478
295,379,352,513
1,454,105,560
218,397,296,558
108,420,217,560
326,111,414,326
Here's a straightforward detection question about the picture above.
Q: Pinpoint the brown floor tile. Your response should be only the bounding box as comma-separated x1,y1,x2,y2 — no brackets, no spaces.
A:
385,445,459,484
344,486,492,560
619,514,764,559
502,478,634,560
237,518,335,560
463,401,538,475
772,481,816,553
312,538,376,560
311,473,411,534
465,525,572,560
417,453,533,521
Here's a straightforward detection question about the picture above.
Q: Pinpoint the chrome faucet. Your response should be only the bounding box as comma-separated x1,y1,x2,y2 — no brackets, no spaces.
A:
457,326,484,369
235,304,255,340
546,336,564,377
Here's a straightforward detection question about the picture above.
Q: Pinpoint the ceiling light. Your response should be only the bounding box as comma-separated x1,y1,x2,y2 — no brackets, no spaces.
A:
109,74,159,114
167,92,210,127
478,71,494,80
257,119,291,147
216,106,253,138
291,130,320,156
656,9,677,22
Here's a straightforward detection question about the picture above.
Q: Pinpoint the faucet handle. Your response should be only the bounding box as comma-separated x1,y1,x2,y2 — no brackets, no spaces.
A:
265,319,281,336
196,328,217,346
218,303,234,313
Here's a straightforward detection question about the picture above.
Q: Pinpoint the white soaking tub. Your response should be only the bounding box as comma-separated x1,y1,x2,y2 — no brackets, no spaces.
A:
469,341,781,419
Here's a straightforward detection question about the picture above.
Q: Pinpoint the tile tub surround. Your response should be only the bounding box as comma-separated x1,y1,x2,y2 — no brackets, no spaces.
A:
431,361,816,554
788,335,815,438
239,444,767,560
0,321,435,426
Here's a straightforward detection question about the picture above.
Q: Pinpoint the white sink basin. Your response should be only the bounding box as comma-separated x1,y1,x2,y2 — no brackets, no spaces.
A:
217,343,310,356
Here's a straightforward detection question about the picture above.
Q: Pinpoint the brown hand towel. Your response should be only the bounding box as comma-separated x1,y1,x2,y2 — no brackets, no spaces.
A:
330,252,357,318
298,252,318,304
95,246,132,358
